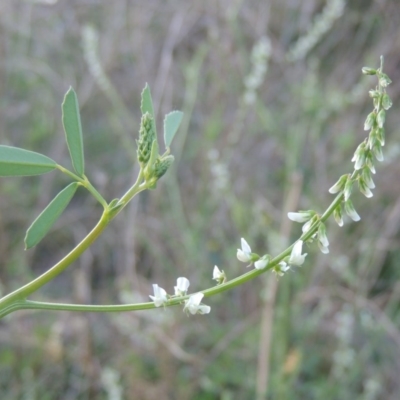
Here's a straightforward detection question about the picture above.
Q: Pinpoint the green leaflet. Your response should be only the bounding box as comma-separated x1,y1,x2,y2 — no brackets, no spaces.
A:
62,87,85,176
163,111,183,148
24,182,80,249
0,145,57,176
140,83,156,132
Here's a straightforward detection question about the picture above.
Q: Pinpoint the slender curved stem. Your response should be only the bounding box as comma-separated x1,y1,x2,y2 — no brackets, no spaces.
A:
0,192,343,318
0,171,146,317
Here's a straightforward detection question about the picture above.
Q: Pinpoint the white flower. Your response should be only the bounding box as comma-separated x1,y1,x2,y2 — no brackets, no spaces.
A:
301,218,314,233
184,293,211,315
287,211,313,223
254,255,270,270
273,261,290,277
213,266,226,284
352,143,366,170
318,224,329,254
334,207,344,227
344,179,353,202
174,277,190,296
358,179,373,198
237,238,252,262
149,284,168,307
288,240,307,266
344,200,361,221
329,174,348,194
318,241,329,254
362,170,375,189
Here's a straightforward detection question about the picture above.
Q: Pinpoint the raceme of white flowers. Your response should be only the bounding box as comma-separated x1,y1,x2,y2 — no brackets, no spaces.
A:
287,62,390,261
149,61,391,316
149,277,210,316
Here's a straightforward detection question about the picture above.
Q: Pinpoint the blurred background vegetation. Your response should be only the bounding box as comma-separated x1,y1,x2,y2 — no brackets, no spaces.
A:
0,0,400,399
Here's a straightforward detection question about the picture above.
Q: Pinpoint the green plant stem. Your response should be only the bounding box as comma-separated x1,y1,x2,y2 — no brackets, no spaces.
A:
0,192,344,318
56,164,108,209
0,171,146,318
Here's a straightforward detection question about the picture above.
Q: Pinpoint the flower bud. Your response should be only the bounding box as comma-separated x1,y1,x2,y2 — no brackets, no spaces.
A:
329,174,348,194
358,177,373,198
382,93,392,110
352,142,366,170
378,73,392,88
365,153,376,174
154,155,175,179
137,113,156,166
368,90,380,99
344,178,353,201
362,67,376,75
372,142,384,162
377,109,386,128
376,127,385,146
344,199,360,222
361,168,375,189
317,223,329,254
364,112,376,131
287,210,315,223
333,206,343,227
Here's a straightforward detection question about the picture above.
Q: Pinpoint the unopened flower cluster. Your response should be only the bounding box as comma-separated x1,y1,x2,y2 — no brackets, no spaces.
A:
328,64,391,224
286,63,391,263
149,277,210,315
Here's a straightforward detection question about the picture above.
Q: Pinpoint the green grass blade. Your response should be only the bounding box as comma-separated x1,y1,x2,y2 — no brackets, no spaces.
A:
62,87,85,176
163,111,183,148
0,145,57,176
24,182,80,249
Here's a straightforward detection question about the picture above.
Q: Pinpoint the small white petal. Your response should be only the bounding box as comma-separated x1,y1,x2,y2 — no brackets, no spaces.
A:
354,154,365,170
237,238,252,262
213,265,222,280
237,249,251,262
329,175,348,194
254,258,268,270
184,293,211,315
360,185,373,198
287,212,311,223
174,277,190,296
197,305,211,314
149,284,168,307
288,240,307,266
241,238,251,254
344,200,361,222
302,219,313,233
212,266,226,283
318,241,329,254
318,226,329,248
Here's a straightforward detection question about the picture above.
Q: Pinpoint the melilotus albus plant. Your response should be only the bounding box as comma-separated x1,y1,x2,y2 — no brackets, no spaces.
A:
0,57,392,319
